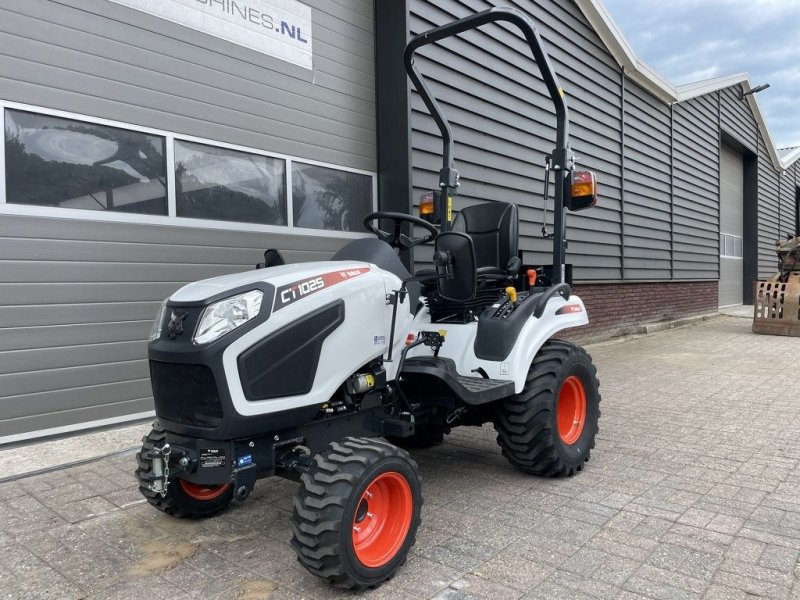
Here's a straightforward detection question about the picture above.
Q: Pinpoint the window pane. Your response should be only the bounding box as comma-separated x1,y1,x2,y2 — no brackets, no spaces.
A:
292,162,373,232
725,235,735,257
734,236,743,258
4,109,166,214
175,140,286,225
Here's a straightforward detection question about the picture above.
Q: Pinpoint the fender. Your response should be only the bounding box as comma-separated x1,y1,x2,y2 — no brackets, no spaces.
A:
409,293,588,393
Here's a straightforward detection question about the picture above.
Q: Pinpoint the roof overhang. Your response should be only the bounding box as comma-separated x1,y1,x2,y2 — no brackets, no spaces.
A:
573,0,796,171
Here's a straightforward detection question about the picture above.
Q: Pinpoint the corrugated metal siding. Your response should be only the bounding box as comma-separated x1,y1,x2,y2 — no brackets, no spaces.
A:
0,0,376,171
0,0,375,439
0,215,350,439
671,95,719,279
622,79,671,280
408,0,623,280
779,168,796,239
785,163,800,235
757,133,781,277
720,87,757,154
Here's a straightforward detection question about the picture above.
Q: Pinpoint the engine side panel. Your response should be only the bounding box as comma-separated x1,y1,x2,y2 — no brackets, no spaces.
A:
223,269,393,415
238,301,345,400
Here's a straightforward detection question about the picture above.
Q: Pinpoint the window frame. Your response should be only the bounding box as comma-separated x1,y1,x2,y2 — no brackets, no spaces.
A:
720,232,744,259
0,99,377,240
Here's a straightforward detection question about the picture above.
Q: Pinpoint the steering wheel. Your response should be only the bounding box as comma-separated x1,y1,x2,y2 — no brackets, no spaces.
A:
363,211,438,251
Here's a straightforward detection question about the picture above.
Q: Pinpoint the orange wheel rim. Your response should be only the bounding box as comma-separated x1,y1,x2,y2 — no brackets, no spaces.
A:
178,480,231,501
557,375,587,445
352,472,413,568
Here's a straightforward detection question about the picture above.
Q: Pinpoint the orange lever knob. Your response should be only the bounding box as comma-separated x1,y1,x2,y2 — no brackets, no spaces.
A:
527,269,537,287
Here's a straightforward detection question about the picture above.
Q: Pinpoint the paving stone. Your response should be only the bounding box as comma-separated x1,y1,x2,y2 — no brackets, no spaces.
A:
5,317,800,598
711,570,791,599
758,544,799,573
701,583,749,599
606,510,645,533
475,551,553,591
431,574,523,600
705,514,744,535
421,536,499,572
678,508,717,529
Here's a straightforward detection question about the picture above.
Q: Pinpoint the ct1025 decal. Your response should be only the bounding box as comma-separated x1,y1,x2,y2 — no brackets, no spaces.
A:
274,268,369,310
556,304,583,315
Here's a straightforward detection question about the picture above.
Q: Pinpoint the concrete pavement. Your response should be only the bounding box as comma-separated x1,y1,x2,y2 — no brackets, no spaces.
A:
2,314,800,599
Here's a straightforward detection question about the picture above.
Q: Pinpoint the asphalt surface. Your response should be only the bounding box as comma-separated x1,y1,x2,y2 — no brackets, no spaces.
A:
2,313,800,599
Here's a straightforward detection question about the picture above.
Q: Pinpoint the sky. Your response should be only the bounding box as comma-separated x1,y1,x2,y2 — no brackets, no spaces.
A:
602,0,800,150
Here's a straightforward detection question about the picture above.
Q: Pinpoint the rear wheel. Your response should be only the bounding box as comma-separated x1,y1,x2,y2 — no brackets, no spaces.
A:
135,423,234,518
493,340,600,476
291,437,422,589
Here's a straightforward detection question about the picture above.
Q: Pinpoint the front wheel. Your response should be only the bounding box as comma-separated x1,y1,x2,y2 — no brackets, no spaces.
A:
291,437,422,590
493,340,600,476
135,424,234,518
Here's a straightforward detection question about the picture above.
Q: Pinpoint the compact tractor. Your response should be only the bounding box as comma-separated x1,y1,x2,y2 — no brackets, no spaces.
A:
136,7,601,589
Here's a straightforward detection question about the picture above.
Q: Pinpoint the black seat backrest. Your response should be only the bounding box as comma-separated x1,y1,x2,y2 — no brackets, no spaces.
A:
452,201,519,272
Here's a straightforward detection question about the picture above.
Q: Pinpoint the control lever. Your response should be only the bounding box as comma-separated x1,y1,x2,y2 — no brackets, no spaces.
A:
527,269,537,288
505,286,518,306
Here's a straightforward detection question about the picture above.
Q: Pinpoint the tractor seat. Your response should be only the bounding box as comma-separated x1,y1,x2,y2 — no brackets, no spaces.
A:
452,201,519,281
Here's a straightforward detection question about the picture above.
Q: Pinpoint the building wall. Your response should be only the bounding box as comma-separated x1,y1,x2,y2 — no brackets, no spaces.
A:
622,79,671,280
758,133,781,277
408,0,624,280
0,0,377,441
406,0,792,292
565,281,718,340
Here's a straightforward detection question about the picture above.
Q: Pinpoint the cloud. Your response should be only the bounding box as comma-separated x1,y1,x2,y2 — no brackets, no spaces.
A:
602,0,800,147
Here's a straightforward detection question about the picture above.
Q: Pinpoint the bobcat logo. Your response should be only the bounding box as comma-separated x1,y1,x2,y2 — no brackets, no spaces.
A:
166,310,188,339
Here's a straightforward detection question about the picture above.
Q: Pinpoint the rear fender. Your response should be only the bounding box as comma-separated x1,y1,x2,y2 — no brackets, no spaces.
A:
408,295,587,394
504,294,588,392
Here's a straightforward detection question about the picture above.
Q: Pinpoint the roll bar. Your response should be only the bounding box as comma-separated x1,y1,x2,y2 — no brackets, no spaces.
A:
404,7,575,283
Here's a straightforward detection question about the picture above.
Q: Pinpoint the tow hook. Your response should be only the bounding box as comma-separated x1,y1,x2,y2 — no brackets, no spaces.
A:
144,444,190,497
147,443,171,497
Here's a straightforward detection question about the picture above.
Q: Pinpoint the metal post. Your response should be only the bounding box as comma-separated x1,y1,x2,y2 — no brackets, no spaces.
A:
552,170,568,283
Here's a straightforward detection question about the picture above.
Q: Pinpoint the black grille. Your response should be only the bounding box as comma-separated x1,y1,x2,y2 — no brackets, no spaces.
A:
425,288,502,324
150,361,223,428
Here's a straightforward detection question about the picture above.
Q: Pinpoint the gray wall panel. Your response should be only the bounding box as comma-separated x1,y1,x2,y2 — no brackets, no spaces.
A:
758,134,781,277
409,0,623,280
0,0,376,171
671,96,720,279
720,144,744,236
720,87,757,153
623,79,672,278
0,342,145,375
0,212,353,439
0,398,153,439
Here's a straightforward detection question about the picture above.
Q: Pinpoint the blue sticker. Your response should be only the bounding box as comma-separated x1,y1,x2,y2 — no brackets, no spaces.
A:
237,454,253,467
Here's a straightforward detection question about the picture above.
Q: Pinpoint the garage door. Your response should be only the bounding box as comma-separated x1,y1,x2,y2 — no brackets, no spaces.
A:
719,144,744,307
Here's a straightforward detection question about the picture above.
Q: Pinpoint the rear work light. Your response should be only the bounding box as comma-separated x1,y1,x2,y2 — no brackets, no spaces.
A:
567,170,598,211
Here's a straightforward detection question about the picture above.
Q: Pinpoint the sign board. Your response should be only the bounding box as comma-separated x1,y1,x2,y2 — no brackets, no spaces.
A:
108,0,313,70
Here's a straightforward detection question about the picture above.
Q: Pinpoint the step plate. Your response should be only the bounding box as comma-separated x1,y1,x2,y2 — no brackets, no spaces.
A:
401,356,515,405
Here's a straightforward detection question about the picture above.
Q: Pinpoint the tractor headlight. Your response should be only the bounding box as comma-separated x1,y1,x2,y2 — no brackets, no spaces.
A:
193,290,263,345
149,299,169,342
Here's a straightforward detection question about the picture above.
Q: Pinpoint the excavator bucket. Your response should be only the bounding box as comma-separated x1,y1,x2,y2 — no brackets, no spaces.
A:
753,236,800,336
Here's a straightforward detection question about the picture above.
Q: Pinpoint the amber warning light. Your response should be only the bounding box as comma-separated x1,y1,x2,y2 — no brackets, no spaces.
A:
568,171,598,212
419,191,436,223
